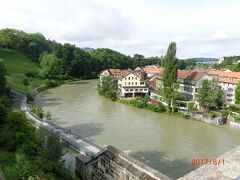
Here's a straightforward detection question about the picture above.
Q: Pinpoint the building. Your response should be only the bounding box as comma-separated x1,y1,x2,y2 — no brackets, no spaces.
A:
152,69,213,100
207,70,240,104
100,69,149,98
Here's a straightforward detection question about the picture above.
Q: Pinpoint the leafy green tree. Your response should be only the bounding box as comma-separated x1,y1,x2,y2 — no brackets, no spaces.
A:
197,79,223,112
98,76,118,101
0,62,7,95
6,152,43,180
235,82,240,104
39,53,63,79
62,43,74,76
163,42,178,111
0,95,11,123
0,112,37,154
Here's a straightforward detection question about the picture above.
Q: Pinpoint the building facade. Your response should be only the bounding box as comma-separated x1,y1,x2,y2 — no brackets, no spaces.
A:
100,69,149,98
207,70,240,104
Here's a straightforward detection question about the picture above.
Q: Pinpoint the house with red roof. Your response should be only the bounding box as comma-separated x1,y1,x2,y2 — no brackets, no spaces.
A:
100,69,149,98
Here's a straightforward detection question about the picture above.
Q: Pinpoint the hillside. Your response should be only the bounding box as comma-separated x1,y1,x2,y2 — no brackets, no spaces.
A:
0,49,43,93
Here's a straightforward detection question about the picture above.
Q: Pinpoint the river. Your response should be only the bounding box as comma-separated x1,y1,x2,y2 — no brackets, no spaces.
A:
35,80,240,179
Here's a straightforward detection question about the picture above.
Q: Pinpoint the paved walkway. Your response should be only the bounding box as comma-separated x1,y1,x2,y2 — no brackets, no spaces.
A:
0,168,5,180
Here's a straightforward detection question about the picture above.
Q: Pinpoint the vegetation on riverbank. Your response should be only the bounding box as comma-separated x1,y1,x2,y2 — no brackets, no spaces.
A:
0,61,76,179
118,97,166,113
97,76,118,101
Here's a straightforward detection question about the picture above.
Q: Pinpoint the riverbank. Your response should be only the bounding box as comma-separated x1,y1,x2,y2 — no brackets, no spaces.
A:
118,97,225,127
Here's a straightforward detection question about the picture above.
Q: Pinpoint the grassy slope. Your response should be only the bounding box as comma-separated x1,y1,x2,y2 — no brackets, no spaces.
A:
0,49,43,93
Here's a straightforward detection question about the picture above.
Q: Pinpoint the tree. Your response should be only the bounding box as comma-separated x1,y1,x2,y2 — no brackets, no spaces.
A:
163,42,178,111
39,53,63,79
98,76,118,101
235,82,240,104
197,79,223,112
0,112,37,154
0,62,7,95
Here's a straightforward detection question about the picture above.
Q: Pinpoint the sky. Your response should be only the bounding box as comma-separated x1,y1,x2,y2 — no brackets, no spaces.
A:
1,0,240,58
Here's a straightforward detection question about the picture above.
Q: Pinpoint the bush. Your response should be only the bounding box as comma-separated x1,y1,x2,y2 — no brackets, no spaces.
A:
22,78,29,86
229,104,240,112
25,71,38,78
210,111,218,118
44,111,52,120
32,106,44,119
27,93,34,103
188,102,197,112
44,79,59,88
234,115,240,122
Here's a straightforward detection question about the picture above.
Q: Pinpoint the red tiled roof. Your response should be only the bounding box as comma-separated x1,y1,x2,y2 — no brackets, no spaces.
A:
143,67,164,75
147,68,205,81
108,69,146,80
207,70,240,84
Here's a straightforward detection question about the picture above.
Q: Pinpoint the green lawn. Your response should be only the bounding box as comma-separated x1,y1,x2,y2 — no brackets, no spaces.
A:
0,49,44,93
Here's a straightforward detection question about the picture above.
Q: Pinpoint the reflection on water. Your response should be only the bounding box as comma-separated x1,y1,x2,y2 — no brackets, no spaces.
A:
35,80,240,179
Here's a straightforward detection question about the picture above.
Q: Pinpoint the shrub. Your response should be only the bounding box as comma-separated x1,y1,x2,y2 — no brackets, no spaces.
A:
234,115,240,122
188,102,197,112
25,71,37,78
27,93,34,103
229,104,240,112
44,79,59,88
32,106,44,119
210,111,218,118
44,111,52,120
22,78,29,86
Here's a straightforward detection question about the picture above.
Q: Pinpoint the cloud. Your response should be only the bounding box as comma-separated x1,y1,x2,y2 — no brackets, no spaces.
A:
0,0,132,43
1,0,240,58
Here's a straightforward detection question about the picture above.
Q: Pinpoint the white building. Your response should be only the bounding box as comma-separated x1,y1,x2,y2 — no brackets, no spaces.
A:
153,69,215,100
100,69,149,98
207,70,240,104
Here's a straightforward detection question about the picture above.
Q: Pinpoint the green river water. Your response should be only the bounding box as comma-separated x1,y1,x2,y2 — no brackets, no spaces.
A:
35,80,240,179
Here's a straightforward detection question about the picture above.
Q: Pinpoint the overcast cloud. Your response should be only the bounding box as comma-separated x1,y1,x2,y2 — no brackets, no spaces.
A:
1,0,240,58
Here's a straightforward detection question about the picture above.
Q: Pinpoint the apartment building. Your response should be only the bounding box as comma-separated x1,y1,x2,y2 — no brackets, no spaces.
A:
100,69,149,98
207,70,240,104
154,70,213,100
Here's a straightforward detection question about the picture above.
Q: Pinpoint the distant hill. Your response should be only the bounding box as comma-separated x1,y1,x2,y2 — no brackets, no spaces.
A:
0,49,43,93
187,57,218,62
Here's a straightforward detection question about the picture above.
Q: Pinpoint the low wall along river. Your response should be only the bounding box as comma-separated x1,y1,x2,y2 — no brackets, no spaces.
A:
34,80,240,179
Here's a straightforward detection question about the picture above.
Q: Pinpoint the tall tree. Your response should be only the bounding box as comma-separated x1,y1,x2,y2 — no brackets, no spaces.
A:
197,79,223,112
235,82,240,104
163,42,178,110
39,53,63,79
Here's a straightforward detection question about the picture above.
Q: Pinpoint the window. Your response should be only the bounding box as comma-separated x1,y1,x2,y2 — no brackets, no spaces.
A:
125,78,127,80
128,82,130,85
135,77,137,80
144,89,147,91
125,82,126,85
132,82,134,85
129,77,130,80
140,89,143,91
126,89,129,92
136,89,138,91
130,89,133,91
140,82,144,85
135,82,137,85
132,77,134,80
